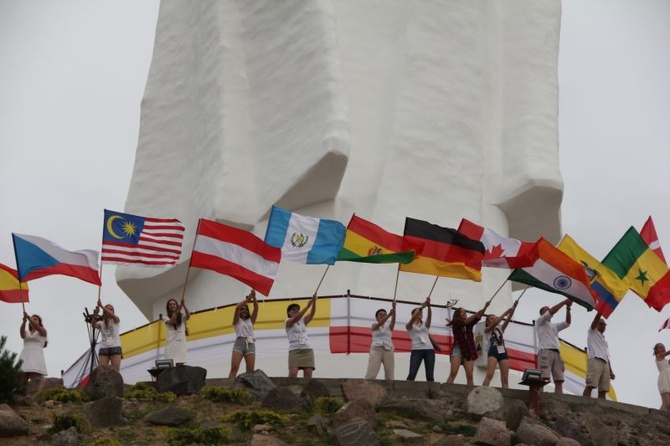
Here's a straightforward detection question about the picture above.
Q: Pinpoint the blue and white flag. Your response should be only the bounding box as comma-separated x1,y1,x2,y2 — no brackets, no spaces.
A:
264,206,346,265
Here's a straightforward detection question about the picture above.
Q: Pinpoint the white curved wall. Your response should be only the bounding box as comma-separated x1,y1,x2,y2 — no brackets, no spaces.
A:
121,0,563,328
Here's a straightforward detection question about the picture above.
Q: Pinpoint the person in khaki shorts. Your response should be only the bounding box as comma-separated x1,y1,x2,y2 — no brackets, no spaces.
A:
535,298,572,393
583,312,614,399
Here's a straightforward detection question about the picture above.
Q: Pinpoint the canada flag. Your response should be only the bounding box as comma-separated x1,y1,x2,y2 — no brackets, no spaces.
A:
457,218,537,269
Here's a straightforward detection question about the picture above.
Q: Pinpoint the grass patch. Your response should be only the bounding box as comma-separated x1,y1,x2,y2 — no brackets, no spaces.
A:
199,385,252,405
37,387,88,404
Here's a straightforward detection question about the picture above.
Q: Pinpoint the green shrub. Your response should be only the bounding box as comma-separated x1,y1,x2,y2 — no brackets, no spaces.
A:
0,336,23,402
36,386,88,404
222,409,288,431
124,382,176,402
49,413,90,433
313,396,345,416
167,425,232,446
200,385,252,404
441,422,477,437
88,437,121,446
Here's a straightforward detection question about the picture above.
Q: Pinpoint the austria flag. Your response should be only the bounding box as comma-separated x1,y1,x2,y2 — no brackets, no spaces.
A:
458,218,537,269
190,219,281,296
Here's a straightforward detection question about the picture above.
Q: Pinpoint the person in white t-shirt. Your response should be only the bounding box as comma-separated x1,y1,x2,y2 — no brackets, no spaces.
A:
535,298,572,393
583,312,614,399
365,301,396,381
229,290,259,378
285,294,317,378
91,298,121,372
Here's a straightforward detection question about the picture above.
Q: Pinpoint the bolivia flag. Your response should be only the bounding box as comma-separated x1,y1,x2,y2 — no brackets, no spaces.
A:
508,238,599,310
602,226,670,311
0,263,29,303
12,233,101,286
336,215,414,264
400,217,485,281
558,235,629,318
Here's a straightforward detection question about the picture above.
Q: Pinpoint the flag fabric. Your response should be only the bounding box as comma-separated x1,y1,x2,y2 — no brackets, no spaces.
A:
336,215,414,264
264,206,346,265
457,218,537,268
399,217,485,281
602,226,670,311
12,234,101,285
0,263,29,303
659,318,670,332
557,235,629,318
191,218,281,296
508,238,599,310
641,216,666,264
101,209,185,266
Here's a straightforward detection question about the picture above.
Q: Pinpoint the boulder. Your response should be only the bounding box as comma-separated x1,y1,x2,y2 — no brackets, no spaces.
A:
333,418,379,446
341,379,387,406
332,399,377,429
84,366,124,400
83,396,124,427
157,365,207,395
300,378,330,407
474,416,510,446
516,416,560,446
0,403,29,437
467,387,504,419
232,369,276,399
144,407,193,426
262,387,309,411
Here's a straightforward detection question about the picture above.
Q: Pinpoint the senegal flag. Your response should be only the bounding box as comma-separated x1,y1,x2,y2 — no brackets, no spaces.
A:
336,215,414,264
508,238,599,310
399,217,485,281
558,235,629,318
602,227,670,311
0,263,29,303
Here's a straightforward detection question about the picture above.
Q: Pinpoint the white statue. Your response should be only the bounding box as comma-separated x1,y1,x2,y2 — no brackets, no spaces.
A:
119,0,563,378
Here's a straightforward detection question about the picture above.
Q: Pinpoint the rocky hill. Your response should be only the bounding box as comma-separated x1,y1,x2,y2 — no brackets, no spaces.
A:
2,367,670,446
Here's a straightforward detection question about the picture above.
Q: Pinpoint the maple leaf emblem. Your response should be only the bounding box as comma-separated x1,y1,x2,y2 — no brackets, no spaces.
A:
484,244,505,259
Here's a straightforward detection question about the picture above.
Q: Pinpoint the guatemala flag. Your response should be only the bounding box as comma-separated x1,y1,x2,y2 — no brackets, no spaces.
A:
264,206,346,265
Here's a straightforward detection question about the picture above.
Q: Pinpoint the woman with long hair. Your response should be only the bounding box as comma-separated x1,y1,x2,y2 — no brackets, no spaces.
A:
285,294,317,378
654,343,670,411
19,311,48,385
481,301,517,388
406,297,435,382
228,290,258,378
91,298,122,371
164,298,190,366
365,301,396,380
446,302,489,385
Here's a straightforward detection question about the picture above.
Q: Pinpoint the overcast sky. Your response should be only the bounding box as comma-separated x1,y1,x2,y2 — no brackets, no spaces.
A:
1,1,669,409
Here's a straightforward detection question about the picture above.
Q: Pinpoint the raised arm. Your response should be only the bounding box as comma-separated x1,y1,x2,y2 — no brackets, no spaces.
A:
500,301,518,332
372,308,394,331
549,298,571,316
98,299,120,323
590,311,601,330
425,298,432,328
389,301,396,331
304,294,317,325
405,299,428,330
286,297,314,328
565,300,572,325
181,298,190,320
249,290,259,324
465,301,490,325
20,312,28,339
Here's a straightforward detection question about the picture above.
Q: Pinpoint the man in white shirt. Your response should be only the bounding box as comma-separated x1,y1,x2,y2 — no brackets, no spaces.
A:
535,298,572,394
583,312,615,399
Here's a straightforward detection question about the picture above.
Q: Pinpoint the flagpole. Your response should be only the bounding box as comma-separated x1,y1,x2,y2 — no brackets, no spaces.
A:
392,266,400,303
314,265,330,296
181,218,203,302
514,287,529,305
19,282,26,314
485,277,510,305
427,275,439,299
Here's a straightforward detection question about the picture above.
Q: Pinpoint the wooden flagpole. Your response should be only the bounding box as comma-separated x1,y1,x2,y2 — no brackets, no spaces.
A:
392,266,401,303
485,277,510,306
427,275,439,299
314,265,330,296
514,287,529,305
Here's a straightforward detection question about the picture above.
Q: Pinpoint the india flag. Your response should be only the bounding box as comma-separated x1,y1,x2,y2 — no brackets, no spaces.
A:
508,238,600,310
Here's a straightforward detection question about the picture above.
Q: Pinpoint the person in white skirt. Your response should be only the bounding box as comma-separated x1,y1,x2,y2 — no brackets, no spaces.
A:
365,302,396,381
228,290,259,378
164,298,190,366
653,343,670,411
19,311,48,386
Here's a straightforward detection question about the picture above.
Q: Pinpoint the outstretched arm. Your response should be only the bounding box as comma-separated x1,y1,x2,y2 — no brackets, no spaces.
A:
590,311,601,330
425,298,432,328
98,299,120,323
405,300,427,330
500,301,518,332
20,312,27,339
180,298,190,320
372,307,394,331
249,290,259,324
389,301,396,331
286,297,314,328
549,298,571,316
304,294,317,325
465,301,490,325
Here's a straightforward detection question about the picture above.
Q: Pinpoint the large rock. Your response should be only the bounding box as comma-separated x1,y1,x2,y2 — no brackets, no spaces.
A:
332,399,377,429
502,398,530,431
341,379,387,406
157,365,207,395
0,403,29,437
583,415,617,446
84,366,124,400
83,396,124,427
262,387,309,411
467,386,504,419
378,399,444,423
144,407,193,426
333,418,379,446
232,369,276,399
300,378,330,407
516,416,560,446
474,416,510,446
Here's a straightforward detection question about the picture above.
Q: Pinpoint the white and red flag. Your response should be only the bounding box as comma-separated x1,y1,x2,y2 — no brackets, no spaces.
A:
659,317,670,332
457,218,537,269
641,216,666,264
190,219,281,296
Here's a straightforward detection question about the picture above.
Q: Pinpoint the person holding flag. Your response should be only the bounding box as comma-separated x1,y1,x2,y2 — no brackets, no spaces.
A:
482,301,518,388
535,298,572,393
19,312,48,387
446,302,490,385
228,290,259,379
583,312,614,399
285,294,317,379
91,298,122,372
406,297,436,382
365,302,396,381
164,298,191,366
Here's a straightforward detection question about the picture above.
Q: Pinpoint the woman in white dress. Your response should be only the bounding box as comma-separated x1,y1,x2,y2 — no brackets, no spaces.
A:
91,298,121,371
654,343,670,411
228,290,258,378
19,311,48,385
164,298,190,366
